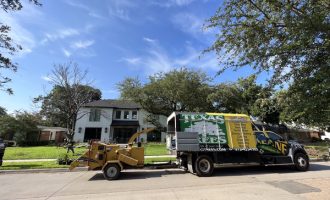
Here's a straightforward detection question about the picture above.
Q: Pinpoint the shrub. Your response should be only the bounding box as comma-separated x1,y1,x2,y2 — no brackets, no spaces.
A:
57,153,73,165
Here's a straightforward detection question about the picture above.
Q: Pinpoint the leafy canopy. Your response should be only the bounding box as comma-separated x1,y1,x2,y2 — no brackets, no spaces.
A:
118,68,213,116
206,0,330,127
205,0,330,84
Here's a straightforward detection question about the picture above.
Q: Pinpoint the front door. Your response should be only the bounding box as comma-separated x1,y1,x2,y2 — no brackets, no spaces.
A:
113,128,137,143
84,128,102,142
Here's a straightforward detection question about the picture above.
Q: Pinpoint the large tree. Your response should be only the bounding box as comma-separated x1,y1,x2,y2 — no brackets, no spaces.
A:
34,62,101,139
118,68,213,116
0,0,41,94
206,0,330,126
0,111,41,144
207,75,279,123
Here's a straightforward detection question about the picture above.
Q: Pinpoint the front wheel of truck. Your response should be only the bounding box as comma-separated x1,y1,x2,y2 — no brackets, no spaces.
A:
103,163,121,180
294,153,309,171
195,155,214,177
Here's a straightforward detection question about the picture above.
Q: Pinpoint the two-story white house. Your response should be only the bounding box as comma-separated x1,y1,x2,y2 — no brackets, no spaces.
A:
73,99,167,143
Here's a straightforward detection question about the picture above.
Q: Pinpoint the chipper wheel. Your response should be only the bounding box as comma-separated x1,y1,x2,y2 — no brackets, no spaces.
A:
103,163,121,180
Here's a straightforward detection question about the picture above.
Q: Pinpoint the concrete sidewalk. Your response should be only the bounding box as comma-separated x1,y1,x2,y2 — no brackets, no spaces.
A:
3,155,176,163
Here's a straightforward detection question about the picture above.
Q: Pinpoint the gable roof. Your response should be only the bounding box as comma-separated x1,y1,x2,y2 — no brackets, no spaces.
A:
84,99,141,109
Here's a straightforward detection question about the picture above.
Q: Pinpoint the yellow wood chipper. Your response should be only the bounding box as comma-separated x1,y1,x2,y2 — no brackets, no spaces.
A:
69,128,156,180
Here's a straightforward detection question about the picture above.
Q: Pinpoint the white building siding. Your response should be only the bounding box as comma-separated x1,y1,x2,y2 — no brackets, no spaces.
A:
74,108,113,142
74,106,167,143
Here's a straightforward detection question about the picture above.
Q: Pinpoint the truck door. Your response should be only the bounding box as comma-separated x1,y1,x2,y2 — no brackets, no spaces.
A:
255,131,288,155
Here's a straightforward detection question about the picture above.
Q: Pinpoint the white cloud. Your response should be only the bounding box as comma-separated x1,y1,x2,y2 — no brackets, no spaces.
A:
171,13,204,37
41,76,51,82
107,0,136,21
62,48,71,57
71,40,95,49
43,28,80,43
143,37,157,43
123,38,219,74
151,0,195,7
0,3,40,56
121,57,141,65
65,0,106,19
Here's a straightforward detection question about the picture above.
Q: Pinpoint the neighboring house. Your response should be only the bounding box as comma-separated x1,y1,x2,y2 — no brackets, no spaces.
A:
73,99,167,143
37,126,68,144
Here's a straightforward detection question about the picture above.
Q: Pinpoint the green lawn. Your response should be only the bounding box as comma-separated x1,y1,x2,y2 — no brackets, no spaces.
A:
3,146,88,160
144,143,168,156
3,143,168,160
0,161,67,170
144,157,176,164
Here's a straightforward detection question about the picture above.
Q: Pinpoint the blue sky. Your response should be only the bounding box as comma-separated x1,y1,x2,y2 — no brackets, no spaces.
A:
0,0,268,113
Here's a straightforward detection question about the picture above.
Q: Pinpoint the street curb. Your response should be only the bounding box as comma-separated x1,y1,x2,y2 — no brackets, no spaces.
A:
0,159,327,174
0,167,88,174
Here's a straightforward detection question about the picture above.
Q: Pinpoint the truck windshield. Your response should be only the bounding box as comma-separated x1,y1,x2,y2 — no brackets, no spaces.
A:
267,132,283,141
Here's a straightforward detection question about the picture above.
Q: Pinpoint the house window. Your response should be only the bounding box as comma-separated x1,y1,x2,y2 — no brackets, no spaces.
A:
89,109,101,122
124,111,130,119
115,110,121,119
132,111,138,119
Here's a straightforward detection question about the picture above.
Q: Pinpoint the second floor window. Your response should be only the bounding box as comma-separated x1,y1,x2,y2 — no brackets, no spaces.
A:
132,111,138,119
89,109,101,122
115,110,121,119
124,111,130,119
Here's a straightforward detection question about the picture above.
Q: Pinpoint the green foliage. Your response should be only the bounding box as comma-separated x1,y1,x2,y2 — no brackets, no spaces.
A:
0,106,6,116
0,0,41,94
206,0,330,126
0,115,17,139
0,111,41,144
118,68,213,116
208,75,280,123
57,153,73,165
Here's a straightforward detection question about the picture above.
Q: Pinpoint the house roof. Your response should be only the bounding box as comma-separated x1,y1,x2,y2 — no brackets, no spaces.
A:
84,99,141,109
37,126,68,132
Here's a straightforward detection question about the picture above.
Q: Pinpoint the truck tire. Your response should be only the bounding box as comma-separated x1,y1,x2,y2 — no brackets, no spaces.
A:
195,155,214,177
294,153,309,171
103,163,120,180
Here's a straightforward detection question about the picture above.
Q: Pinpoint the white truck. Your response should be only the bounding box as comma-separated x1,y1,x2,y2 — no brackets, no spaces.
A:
167,112,309,176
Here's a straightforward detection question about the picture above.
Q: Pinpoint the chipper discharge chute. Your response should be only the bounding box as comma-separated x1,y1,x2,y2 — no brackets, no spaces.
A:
69,128,155,180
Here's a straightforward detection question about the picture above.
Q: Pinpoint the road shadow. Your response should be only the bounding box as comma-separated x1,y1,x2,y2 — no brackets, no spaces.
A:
88,162,329,181
212,162,330,177
88,169,185,181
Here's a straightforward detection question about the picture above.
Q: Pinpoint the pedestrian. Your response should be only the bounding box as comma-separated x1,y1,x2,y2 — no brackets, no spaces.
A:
0,138,6,166
66,139,75,155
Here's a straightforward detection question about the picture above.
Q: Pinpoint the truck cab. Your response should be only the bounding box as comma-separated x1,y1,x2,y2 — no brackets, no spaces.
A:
254,131,309,171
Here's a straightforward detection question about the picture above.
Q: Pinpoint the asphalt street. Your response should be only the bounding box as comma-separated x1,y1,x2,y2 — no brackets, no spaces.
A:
0,162,330,200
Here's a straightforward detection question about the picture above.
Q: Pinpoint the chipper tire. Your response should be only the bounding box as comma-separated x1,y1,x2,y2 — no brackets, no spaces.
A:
103,163,121,180
195,155,214,177
294,153,309,171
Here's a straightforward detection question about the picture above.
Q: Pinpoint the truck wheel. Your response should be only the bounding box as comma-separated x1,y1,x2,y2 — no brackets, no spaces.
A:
294,153,309,171
195,155,214,177
103,163,120,180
